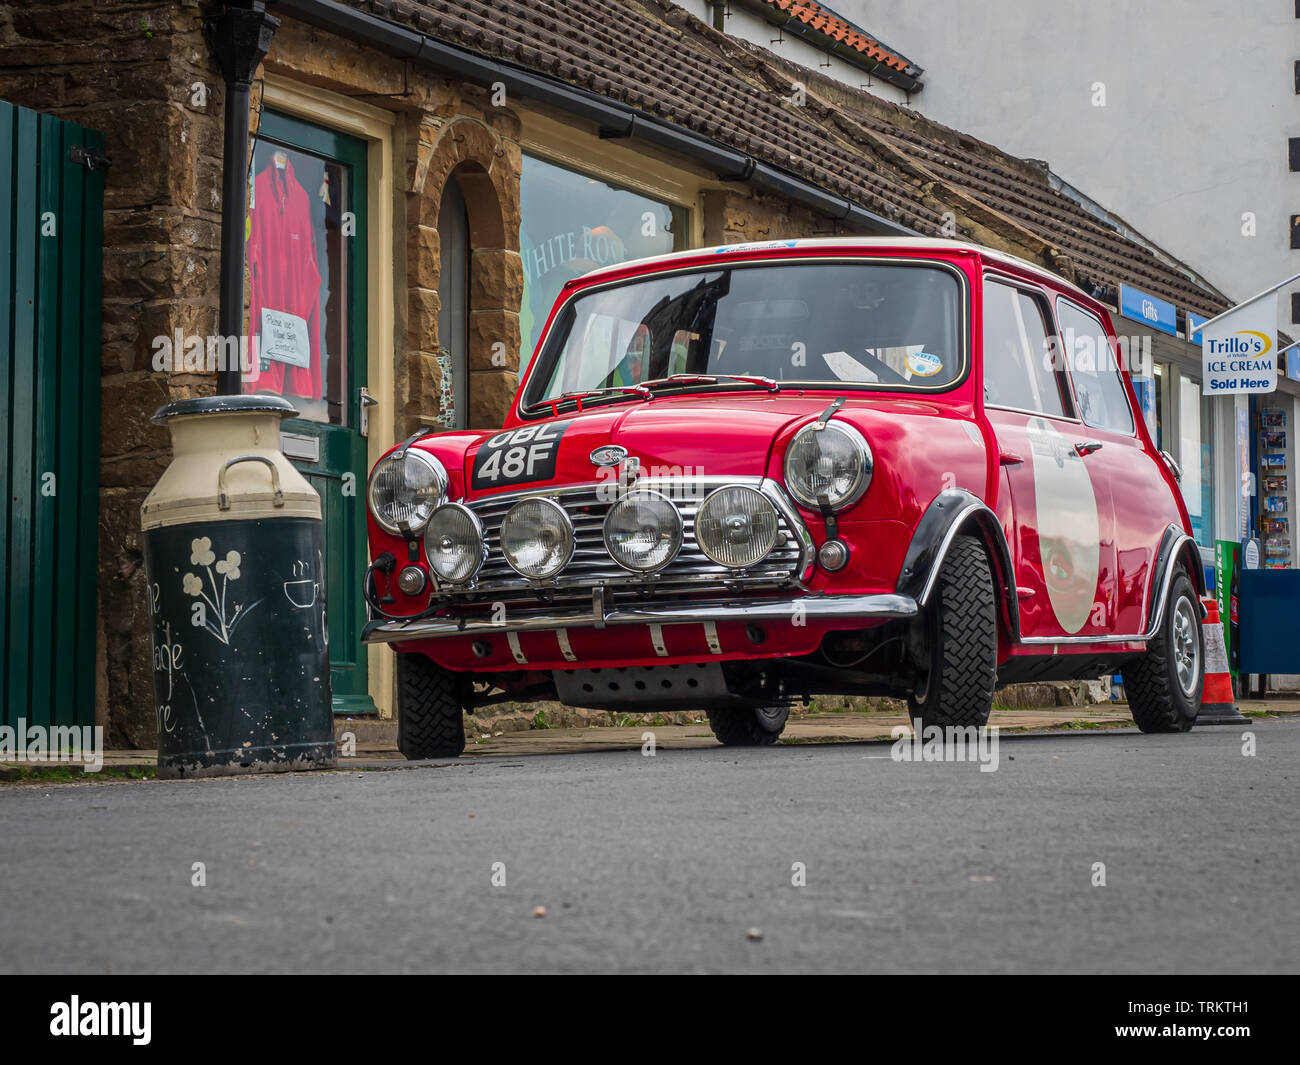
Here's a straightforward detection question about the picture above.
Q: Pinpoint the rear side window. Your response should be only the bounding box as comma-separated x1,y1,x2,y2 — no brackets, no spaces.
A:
1056,301,1135,435
982,279,1069,417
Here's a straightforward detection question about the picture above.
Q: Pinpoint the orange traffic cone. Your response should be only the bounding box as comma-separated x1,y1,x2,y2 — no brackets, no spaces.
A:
1197,598,1248,725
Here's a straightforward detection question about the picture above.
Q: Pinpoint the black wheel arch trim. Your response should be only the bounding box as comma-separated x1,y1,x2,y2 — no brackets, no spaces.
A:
895,489,1020,639
1151,523,1207,629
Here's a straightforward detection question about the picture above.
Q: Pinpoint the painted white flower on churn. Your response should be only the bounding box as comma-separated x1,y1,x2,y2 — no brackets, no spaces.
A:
190,536,215,567
182,537,260,646
215,550,242,580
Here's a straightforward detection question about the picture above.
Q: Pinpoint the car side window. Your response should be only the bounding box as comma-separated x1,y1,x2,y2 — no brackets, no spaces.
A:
982,279,1069,417
1056,301,1135,435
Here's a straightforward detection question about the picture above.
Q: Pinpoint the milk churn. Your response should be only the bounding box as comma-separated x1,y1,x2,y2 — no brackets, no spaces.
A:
141,395,336,777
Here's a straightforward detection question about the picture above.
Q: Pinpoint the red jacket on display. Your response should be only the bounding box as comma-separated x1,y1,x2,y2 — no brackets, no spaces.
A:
247,157,324,400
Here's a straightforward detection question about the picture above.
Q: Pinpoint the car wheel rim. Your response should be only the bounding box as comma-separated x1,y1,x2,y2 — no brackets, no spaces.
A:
1172,595,1200,697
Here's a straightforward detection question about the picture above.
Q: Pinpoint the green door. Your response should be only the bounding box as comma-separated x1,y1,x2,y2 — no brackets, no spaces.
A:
245,112,374,715
0,102,103,731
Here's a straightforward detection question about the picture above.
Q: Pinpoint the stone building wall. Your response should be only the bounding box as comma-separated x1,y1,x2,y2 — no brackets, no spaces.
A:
0,0,221,745
702,187,848,246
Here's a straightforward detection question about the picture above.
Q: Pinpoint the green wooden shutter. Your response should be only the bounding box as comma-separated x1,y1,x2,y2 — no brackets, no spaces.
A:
1,102,104,731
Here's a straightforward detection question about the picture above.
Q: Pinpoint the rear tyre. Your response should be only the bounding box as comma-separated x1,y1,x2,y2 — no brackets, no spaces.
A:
907,534,998,730
706,705,789,746
396,653,467,759
1122,569,1201,734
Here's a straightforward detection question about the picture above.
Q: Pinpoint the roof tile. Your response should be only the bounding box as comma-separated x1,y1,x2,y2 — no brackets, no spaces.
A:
344,0,1226,314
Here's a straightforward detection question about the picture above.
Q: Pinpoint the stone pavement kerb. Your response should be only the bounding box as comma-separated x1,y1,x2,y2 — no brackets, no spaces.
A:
9,700,1294,771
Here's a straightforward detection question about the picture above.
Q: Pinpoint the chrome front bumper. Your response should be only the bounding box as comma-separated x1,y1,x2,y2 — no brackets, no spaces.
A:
362,593,918,645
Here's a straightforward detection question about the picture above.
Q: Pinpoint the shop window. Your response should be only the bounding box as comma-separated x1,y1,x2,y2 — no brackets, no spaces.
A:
1179,375,1215,548
436,176,469,429
1130,362,1159,444
1056,301,1134,434
982,279,1069,417
519,153,687,373
1152,363,1165,450
245,132,354,425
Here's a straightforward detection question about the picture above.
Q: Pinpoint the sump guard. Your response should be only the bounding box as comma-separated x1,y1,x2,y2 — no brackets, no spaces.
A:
554,662,754,711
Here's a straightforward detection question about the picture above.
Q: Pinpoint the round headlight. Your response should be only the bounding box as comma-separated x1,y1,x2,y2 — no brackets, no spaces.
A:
695,485,779,568
783,421,872,512
500,497,574,579
367,449,447,535
603,490,683,573
424,503,486,585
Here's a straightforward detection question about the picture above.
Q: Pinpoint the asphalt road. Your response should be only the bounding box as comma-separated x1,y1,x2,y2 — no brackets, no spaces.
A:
1,720,1296,974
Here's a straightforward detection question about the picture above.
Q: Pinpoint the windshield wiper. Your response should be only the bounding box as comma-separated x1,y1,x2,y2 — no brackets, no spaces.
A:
641,373,781,393
552,384,653,412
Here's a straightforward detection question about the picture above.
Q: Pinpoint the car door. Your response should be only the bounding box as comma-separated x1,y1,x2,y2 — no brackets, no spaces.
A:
1055,297,1171,637
981,276,1118,641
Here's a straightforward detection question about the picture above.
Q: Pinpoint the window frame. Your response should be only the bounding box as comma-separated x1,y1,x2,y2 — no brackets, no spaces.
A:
248,109,368,429
980,271,1078,422
517,255,974,418
1054,295,1138,438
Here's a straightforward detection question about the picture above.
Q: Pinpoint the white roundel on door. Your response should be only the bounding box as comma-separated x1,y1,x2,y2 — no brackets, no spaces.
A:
1026,417,1100,634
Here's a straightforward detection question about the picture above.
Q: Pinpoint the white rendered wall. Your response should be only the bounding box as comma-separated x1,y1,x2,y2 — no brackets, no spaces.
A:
835,0,1299,305
681,1,914,105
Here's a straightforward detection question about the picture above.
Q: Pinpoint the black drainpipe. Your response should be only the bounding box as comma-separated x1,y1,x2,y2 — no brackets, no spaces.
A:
274,0,914,237
203,1,281,396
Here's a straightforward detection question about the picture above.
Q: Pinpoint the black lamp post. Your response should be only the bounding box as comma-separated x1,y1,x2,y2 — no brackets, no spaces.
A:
202,1,280,395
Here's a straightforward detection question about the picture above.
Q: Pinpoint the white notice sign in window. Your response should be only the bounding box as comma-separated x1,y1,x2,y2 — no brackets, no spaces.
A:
259,308,311,369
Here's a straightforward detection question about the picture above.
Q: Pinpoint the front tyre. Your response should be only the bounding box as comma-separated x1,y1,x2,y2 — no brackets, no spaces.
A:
907,534,998,730
706,705,789,747
1122,569,1202,733
396,652,467,759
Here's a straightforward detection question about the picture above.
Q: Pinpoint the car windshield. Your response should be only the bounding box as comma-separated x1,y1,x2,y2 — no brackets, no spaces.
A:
523,260,966,406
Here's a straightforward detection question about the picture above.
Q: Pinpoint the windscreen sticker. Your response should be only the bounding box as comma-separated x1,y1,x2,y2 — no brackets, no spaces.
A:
471,420,574,489
905,350,944,377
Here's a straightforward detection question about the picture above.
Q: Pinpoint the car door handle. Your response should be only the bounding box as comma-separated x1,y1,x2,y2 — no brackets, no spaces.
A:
1075,440,1103,456
998,450,1024,465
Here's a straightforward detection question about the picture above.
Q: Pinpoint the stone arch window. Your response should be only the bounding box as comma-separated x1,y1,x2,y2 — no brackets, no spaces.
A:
436,174,469,430
404,117,521,436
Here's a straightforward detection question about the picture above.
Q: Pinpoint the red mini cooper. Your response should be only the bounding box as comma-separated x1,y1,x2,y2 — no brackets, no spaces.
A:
363,238,1205,757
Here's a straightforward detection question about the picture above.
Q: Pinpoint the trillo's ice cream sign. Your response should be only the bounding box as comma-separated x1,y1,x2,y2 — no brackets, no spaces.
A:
1204,329,1272,392
1195,278,1293,395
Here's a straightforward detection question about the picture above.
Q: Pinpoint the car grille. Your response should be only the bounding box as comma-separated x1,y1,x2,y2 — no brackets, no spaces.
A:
448,478,810,602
